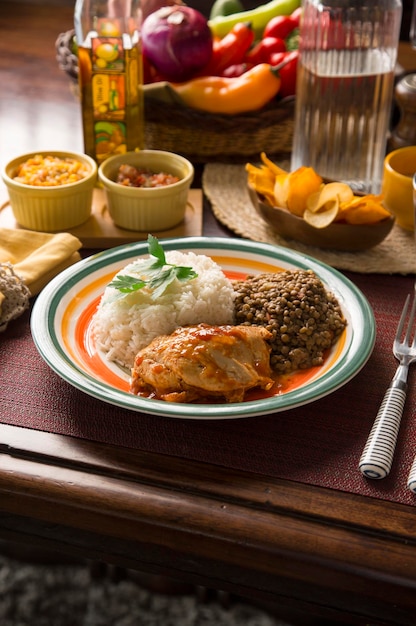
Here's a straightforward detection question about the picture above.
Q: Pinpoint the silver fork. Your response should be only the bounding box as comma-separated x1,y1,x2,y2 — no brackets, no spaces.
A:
359,291,416,480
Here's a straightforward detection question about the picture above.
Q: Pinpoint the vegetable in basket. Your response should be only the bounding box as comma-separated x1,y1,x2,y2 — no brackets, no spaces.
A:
171,63,282,114
142,0,184,21
208,0,301,38
141,6,213,82
245,36,286,65
210,0,245,20
267,49,298,97
200,21,254,76
263,8,301,39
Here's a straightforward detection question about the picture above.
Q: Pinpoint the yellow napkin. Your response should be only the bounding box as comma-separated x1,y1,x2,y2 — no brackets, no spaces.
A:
0,228,82,296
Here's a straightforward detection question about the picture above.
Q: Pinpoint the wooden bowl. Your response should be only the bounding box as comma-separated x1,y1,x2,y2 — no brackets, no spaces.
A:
248,184,395,252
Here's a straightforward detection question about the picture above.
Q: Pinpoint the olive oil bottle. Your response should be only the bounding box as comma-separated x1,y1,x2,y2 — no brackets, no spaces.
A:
74,0,144,165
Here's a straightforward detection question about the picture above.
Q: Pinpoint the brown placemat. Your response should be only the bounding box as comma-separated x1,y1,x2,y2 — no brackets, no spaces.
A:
1,272,416,507
0,187,203,249
203,163,416,275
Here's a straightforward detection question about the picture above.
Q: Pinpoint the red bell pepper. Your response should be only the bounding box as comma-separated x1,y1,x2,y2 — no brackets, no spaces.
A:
270,49,298,98
245,36,286,65
200,21,255,76
221,62,253,77
263,12,300,40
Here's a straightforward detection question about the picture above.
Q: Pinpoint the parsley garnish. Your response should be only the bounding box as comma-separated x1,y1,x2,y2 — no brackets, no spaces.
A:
108,235,198,299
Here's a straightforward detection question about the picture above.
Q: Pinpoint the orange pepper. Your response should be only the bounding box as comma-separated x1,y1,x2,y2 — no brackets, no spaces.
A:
171,63,281,115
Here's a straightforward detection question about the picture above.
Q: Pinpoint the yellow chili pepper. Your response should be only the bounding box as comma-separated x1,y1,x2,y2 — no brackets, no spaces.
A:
209,0,301,38
171,64,282,115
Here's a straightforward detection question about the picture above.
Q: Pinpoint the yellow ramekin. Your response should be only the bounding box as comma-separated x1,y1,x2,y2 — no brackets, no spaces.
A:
98,150,194,231
1,151,97,232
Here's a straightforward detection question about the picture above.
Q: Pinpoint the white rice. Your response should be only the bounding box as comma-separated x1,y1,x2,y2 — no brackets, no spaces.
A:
92,250,235,368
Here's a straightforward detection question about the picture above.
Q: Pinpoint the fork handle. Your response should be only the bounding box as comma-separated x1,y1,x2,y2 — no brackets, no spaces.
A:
407,456,416,493
359,385,407,479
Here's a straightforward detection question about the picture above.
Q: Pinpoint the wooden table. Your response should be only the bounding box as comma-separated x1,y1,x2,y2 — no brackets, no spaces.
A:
2,4,416,626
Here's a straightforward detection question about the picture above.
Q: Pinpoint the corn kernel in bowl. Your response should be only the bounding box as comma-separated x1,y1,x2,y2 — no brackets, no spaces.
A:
2,150,97,231
13,154,90,187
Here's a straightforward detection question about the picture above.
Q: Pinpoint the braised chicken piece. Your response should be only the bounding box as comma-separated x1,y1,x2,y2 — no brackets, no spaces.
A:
130,323,274,403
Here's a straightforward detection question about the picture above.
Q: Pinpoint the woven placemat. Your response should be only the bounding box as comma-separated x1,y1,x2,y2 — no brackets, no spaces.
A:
203,163,416,275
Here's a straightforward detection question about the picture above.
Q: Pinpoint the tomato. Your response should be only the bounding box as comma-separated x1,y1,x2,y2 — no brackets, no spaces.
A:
245,36,286,65
269,51,286,66
290,7,302,24
263,11,300,40
270,49,298,98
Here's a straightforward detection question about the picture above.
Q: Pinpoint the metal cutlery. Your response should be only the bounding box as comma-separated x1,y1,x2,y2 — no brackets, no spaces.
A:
407,455,416,492
359,291,416,480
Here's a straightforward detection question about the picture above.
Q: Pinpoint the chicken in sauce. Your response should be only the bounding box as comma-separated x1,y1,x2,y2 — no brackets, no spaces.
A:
130,323,274,403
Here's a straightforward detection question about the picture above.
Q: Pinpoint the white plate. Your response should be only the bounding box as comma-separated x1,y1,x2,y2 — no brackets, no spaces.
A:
31,237,375,419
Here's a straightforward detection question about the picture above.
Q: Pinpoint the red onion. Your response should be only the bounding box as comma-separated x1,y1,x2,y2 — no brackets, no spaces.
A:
141,0,184,22
141,6,213,82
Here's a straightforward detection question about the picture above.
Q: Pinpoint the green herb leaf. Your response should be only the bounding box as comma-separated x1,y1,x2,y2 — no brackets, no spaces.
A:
147,234,166,265
149,267,179,299
175,266,198,281
108,235,198,298
108,274,146,293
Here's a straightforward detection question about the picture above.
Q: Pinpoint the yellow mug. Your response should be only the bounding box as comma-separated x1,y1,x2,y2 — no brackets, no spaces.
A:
382,146,416,230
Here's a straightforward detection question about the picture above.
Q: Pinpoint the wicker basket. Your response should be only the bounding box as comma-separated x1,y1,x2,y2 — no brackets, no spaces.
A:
56,30,294,162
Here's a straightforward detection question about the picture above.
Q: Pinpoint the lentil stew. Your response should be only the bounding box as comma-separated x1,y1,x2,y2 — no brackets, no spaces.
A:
233,269,347,373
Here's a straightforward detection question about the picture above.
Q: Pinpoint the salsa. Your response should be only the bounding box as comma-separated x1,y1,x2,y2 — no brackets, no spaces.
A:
116,164,180,188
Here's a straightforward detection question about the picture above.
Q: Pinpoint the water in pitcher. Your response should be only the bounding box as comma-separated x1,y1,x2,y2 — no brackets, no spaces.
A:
291,49,395,194
290,0,402,195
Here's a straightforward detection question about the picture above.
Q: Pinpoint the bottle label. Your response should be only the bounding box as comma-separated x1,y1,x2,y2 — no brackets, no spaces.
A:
92,74,125,120
92,37,125,72
90,36,128,162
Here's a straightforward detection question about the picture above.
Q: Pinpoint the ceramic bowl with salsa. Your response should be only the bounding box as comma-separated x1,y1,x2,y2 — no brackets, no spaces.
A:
98,150,194,231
